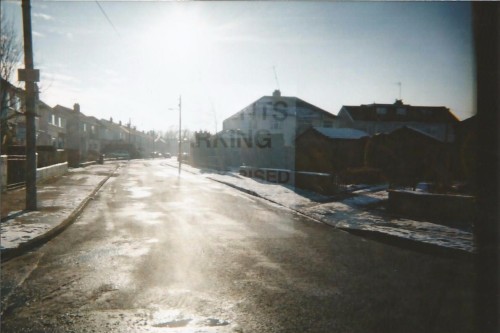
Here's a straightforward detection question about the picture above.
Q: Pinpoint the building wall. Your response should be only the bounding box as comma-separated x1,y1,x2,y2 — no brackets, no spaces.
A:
296,129,366,173
223,95,336,150
223,97,298,147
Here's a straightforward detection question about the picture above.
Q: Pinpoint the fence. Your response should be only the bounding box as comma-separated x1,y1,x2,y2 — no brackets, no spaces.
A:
1,154,68,191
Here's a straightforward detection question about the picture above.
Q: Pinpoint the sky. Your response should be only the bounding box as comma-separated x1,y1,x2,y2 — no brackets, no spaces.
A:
2,1,475,134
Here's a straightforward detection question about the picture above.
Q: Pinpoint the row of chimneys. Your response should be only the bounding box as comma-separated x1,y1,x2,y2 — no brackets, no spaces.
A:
73,103,135,129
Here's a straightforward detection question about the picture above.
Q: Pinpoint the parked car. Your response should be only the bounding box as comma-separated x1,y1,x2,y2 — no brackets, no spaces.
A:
151,151,163,158
177,152,189,162
108,151,130,160
164,152,171,158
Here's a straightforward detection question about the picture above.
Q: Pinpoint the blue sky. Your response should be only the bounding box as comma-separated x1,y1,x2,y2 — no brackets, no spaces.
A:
2,1,474,133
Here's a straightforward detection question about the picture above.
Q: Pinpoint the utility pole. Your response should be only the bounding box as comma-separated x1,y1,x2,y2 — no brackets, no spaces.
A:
19,0,39,211
178,95,182,175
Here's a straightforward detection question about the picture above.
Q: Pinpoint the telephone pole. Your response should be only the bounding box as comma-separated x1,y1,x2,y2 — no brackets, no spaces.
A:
19,0,39,210
178,95,182,175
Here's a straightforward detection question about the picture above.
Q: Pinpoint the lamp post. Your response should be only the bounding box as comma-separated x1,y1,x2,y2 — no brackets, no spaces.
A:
178,96,181,175
169,95,182,175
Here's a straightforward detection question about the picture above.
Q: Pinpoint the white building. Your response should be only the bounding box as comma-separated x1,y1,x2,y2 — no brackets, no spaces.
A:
223,90,337,148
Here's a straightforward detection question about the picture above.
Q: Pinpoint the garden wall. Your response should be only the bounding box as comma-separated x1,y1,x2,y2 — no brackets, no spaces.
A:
387,189,476,228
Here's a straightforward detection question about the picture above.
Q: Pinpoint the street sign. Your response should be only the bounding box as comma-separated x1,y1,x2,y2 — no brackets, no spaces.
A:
18,69,40,82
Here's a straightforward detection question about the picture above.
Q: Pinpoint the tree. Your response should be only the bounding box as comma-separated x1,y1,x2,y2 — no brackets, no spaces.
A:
0,11,22,82
1,12,23,153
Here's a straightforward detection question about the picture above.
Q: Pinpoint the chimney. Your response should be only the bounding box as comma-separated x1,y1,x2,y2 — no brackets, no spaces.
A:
119,120,122,125
73,103,80,113
394,99,404,106
272,89,281,98
110,117,113,123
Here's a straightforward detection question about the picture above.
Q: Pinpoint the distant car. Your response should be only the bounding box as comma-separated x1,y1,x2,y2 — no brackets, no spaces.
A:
151,151,162,158
109,151,130,160
164,153,171,158
177,152,189,162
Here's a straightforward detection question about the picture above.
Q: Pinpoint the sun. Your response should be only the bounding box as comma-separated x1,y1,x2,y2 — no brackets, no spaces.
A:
164,8,212,65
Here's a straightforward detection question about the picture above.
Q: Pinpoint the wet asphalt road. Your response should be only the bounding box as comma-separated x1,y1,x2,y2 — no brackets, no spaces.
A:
1,160,475,333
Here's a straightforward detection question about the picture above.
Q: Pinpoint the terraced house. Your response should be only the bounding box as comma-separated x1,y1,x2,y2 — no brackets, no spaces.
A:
336,99,459,143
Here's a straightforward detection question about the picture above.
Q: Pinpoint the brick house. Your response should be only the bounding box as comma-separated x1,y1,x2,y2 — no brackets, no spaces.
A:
337,99,459,143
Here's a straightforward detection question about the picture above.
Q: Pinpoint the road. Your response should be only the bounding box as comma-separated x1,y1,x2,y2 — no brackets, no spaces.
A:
1,159,475,333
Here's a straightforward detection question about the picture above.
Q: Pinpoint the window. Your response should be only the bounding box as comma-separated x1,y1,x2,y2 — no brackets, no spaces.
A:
83,123,87,132
14,96,20,111
376,107,387,115
397,107,406,116
51,114,56,125
58,117,62,127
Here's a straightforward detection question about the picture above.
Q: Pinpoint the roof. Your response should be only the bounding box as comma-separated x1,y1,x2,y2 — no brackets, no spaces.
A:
340,100,459,123
228,91,336,120
313,127,369,140
376,125,446,143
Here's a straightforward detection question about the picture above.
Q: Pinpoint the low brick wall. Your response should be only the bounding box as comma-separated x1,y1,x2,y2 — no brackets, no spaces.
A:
295,171,338,195
36,162,68,183
387,189,476,227
79,161,97,168
0,155,7,191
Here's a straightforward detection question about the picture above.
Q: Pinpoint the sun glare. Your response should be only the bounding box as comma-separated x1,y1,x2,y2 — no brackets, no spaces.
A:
164,8,212,65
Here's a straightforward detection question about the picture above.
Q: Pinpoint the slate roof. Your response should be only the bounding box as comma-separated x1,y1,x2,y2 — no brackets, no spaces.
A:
341,100,459,123
313,127,369,140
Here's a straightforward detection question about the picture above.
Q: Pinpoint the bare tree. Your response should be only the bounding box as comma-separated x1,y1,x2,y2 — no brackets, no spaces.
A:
1,12,23,153
0,11,22,82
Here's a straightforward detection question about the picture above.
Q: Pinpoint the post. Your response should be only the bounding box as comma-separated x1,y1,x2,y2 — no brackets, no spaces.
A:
178,95,182,175
20,0,38,210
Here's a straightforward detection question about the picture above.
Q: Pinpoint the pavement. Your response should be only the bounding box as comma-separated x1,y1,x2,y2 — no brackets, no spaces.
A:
1,162,121,262
1,159,474,263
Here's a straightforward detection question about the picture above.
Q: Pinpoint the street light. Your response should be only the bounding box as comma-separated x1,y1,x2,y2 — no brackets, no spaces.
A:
169,95,182,175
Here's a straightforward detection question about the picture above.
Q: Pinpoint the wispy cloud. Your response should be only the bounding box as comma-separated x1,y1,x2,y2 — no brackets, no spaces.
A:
33,12,54,21
33,31,45,38
41,71,81,84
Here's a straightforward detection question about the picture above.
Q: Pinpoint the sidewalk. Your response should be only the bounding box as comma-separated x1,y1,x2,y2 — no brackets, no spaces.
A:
1,162,120,262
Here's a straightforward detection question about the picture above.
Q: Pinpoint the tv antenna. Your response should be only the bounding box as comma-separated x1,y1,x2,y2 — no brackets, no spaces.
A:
273,66,280,91
397,81,402,100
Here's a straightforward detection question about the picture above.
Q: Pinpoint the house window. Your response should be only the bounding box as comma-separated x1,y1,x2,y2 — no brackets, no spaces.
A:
397,107,406,116
14,96,20,111
51,114,56,125
4,92,10,107
376,107,387,115
83,123,87,132
58,117,62,127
